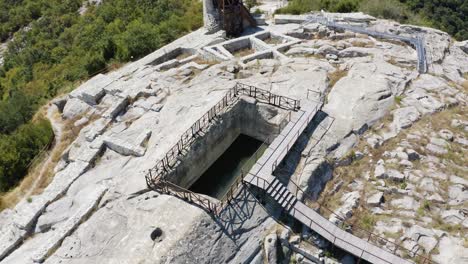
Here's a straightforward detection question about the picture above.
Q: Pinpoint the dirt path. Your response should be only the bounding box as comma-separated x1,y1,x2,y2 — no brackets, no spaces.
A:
0,103,67,209
23,104,65,198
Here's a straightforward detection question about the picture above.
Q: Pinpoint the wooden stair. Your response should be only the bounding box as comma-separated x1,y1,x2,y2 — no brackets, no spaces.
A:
266,178,297,212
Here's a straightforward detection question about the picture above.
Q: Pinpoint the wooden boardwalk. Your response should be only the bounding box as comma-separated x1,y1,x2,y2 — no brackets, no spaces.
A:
243,101,414,264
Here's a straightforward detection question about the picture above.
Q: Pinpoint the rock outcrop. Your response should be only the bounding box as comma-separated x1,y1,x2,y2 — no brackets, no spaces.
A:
1,11,467,264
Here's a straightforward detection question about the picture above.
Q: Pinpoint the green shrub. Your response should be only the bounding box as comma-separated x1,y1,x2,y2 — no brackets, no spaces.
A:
0,0,203,193
0,118,53,192
275,0,466,40
400,181,407,189
276,0,321,15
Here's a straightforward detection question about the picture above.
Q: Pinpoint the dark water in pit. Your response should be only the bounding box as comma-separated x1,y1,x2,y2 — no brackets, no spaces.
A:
189,134,267,199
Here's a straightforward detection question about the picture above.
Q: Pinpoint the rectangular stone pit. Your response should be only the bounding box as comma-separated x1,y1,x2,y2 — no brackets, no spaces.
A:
145,47,200,71
163,97,290,199
223,37,269,58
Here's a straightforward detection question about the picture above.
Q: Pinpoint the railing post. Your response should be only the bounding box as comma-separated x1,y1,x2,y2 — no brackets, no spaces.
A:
177,141,182,154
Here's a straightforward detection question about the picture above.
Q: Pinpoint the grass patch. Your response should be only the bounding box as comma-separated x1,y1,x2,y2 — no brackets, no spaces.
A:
233,47,256,58
399,181,407,189
350,39,374,48
192,57,218,66
175,52,192,61
0,109,94,210
394,95,403,105
328,69,348,89
432,214,463,234
359,211,377,230
417,199,431,216
264,37,284,45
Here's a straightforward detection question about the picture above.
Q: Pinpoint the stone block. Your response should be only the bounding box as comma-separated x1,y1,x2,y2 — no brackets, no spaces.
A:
70,74,112,105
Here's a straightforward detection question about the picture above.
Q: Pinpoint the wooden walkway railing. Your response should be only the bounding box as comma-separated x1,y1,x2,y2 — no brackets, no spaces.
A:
144,80,432,263
243,172,433,264
150,176,219,213
145,83,300,212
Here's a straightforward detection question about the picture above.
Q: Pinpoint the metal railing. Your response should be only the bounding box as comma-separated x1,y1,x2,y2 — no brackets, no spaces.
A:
271,103,320,172
304,15,427,73
151,178,218,213
235,82,301,111
145,83,300,208
145,83,300,189
218,136,271,210
286,178,433,264
242,170,432,264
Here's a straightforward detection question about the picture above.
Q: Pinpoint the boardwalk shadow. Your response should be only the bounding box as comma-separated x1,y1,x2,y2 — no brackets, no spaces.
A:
274,111,330,184
213,185,263,240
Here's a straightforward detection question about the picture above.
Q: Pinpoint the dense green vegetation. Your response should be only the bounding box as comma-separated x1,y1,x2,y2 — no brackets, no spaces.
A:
0,0,202,192
0,118,53,191
276,0,468,41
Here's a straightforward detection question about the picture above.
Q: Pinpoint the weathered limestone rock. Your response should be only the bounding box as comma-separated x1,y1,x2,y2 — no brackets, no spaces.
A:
103,129,151,157
411,74,449,92
0,226,27,260
32,185,108,263
317,44,339,56
264,233,278,264
418,236,438,253
366,134,383,148
325,53,338,61
298,158,332,200
455,40,468,54
285,47,318,57
409,90,445,113
427,193,444,203
426,137,448,155
375,218,404,234
386,169,405,182
440,209,465,225
454,136,468,147
2,14,468,264
391,106,420,130
419,177,438,193
406,149,420,161
62,98,91,120
367,192,384,206
374,162,387,179
103,96,129,119
390,196,419,210
438,129,454,141
433,236,468,264
70,73,111,105
324,61,410,138
330,191,360,224
84,117,112,142
338,47,370,58
35,198,72,233
449,175,468,186
68,141,103,163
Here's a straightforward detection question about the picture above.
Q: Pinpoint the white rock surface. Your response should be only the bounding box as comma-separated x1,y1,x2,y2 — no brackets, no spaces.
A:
264,233,278,264
391,106,420,130
367,192,384,206
2,12,468,264
62,98,91,120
